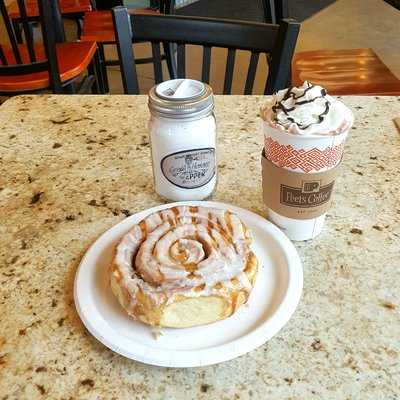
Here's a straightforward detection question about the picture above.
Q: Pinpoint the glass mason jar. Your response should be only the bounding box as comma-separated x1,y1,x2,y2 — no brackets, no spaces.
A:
148,79,217,201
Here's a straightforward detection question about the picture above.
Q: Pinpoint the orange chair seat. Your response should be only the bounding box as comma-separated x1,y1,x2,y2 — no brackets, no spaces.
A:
292,48,400,96
81,8,160,43
8,0,92,19
0,41,97,92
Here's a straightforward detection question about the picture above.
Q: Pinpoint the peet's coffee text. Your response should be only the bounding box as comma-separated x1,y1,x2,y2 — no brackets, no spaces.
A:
281,182,334,208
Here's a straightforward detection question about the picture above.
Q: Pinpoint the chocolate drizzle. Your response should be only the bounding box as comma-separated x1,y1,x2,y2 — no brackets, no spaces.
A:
272,83,331,130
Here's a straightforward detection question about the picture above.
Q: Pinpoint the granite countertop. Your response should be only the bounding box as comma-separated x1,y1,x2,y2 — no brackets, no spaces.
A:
0,95,399,399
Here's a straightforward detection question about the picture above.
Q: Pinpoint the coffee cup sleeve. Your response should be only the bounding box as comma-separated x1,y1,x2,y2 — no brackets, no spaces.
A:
261,150,342,220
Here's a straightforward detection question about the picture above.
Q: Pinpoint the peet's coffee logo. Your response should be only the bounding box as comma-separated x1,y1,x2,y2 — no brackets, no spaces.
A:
161,148,215,189
280,180,335,208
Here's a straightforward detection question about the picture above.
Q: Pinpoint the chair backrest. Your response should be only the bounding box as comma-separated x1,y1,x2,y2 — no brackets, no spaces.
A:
112,9,300,95
0,0,64,92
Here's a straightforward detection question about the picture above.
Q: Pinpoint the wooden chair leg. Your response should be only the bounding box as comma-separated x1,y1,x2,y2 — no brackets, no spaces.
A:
94,49,106,93
88,60,99,94
76,17,83,38
98,44,110,93
63,82,76,94
164,42,177,80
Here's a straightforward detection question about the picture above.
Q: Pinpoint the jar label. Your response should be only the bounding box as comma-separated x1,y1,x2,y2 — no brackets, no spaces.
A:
161,148,216,189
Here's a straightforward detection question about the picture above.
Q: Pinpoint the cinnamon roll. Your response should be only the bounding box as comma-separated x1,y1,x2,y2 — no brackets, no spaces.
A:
110,205,258,328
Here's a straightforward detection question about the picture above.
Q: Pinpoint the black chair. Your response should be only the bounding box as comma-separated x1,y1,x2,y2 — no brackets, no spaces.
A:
261,0,288,22
9,0,94,44
81,0,177,93
0,0,103,94
112,9,300,94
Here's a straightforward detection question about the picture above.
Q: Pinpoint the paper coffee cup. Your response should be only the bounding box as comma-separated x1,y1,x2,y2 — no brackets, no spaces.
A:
261,118,351,241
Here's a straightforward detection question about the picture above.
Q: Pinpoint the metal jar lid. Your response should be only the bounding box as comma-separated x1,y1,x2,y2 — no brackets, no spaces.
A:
148,79,214,120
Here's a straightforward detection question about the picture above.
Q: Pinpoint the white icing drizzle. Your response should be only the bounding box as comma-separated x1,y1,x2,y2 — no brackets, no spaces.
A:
113,206,253,309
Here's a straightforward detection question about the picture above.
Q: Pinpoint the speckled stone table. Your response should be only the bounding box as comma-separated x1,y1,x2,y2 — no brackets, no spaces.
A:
0,95,399,399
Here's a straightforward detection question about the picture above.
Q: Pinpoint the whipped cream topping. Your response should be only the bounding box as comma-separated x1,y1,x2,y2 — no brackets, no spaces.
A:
262,81,353,135
113,206,253,308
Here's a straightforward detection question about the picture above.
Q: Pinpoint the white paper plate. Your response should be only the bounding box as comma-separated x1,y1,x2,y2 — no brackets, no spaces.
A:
74,201,303,367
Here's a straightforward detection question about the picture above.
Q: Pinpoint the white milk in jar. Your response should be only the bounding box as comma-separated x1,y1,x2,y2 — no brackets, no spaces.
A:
148,79,217,201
